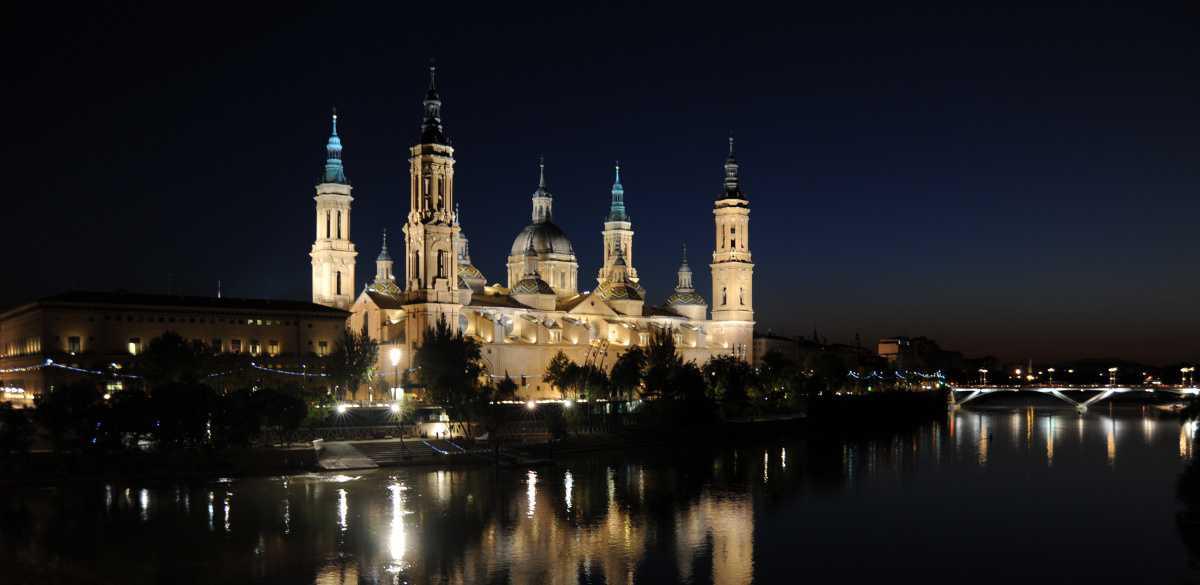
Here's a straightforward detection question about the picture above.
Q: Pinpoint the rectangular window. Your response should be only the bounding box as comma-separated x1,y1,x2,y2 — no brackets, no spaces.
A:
549,330,561,343
268,340,279,357
638,332,649,346
249,340,261,356
317,341,328,356
128,337,141,356
67,336,81,354
211,338,222,353
231,339,242,353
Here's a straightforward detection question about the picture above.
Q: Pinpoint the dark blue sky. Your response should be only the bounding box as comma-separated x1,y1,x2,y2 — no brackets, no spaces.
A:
4,2,1198,364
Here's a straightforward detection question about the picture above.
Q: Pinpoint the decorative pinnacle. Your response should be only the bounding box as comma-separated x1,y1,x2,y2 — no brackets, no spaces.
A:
728,132,735,157
682,242,688,262
614,160,621,184
331,107,339,136
429,58,437,90
538,156,546,189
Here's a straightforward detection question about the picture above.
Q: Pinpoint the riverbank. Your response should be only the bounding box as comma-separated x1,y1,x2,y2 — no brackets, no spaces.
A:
0,392,954,482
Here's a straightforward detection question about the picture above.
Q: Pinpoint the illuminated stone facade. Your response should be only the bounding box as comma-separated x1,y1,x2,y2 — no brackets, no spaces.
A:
344,69,755,399
0,291,348,401
310,113,357,310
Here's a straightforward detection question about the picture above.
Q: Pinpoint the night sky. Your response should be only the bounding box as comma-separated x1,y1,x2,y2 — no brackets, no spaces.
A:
5,3,1199,364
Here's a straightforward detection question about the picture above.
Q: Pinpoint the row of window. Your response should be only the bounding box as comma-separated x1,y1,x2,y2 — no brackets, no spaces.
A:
96,314,307,327
1,338,42,358
126,338,329,357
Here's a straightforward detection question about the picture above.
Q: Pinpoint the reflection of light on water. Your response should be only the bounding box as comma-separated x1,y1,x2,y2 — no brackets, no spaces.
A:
1025,408,1034,447
526,470,538,518
1182,420,1196,460
104,484,113,511
762,451,769,484
1045,416,1055,466
1011,412,1021,447
1078,416,1085,442
977,416,988,466
387,482,410,573
1143,416,1156,443
223,492,231,533
607,466,616,507
139,488,150,522
1106,419,1117,466
207,491,214,532
564,471,574,512
780,447,787,470
434,470,450,503
282,498,290,535
337,488,349,533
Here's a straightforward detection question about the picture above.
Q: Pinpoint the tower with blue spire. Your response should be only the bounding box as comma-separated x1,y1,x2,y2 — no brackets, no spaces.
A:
598,161,639,285
310,109,357,310
323,110,349,184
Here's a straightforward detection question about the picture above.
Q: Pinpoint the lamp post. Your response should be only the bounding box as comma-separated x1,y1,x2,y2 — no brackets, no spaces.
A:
389,346,402,402
1108,367,1119,387
978,368,988,385
1182,366,1195,387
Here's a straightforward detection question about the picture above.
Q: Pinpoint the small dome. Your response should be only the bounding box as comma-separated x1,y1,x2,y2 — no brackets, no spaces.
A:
594,280,644,301
510,222,575,257
511,276,556,295
459,263,485,281
665,291,707,306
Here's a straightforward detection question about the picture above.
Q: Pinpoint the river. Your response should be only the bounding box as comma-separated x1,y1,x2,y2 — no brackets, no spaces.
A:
2,406,1198,584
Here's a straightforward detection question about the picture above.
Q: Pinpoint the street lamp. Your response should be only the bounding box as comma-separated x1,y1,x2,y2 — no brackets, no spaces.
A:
1182,366,1195,387
978,368,988,385
389,347,402,402
1108,367,1118,387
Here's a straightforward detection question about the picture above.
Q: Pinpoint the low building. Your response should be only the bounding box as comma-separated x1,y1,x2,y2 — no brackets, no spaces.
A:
0,291,349,403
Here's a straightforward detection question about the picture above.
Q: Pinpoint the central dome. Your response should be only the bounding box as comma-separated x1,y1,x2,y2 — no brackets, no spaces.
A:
510,222,575,257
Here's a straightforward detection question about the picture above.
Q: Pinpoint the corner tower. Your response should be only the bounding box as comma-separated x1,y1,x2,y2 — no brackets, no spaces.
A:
597,162,639,285
402,64,464,342
310,111,357,309
710,137,754,360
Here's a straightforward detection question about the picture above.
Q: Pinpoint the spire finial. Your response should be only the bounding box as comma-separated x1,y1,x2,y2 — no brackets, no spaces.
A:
429,58,437,89
538,156,546,189
682,242,688,261
322,109,348,184
728,132,735,157
381,227,388,249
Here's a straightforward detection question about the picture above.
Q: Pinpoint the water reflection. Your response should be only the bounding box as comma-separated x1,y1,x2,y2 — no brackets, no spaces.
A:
1,407,1195,584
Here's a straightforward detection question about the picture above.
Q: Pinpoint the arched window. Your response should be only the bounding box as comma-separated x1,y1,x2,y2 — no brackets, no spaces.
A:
336,211,342,239
739,287,744,305
336,271,342,295
325,211,331,238
721,287,727,305
436,250,445,278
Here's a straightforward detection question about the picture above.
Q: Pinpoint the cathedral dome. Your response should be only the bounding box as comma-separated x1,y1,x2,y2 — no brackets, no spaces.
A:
510,222,575,257
665,291,707,307
511,275,556,295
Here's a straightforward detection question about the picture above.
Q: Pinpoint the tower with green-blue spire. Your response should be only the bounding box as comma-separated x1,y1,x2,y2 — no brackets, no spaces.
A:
310,110,357,310
597,162,639,285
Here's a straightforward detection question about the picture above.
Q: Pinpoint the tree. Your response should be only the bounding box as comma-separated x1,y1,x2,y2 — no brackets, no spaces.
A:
480,374,519,462
643,328,683,399
149,382,218,449
704,355,756,412
414,317,485,439
757,350,795,404
98,388,153,450
543,351,576,399
0,402,33,457
609,346,646,401
330,328,379,401
34,381,104,452
136,332,211,390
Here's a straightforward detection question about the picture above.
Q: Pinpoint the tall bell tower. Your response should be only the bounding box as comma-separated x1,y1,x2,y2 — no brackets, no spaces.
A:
710,136,754,361
598,162,640,285
402,64,463,344
310,111,357,309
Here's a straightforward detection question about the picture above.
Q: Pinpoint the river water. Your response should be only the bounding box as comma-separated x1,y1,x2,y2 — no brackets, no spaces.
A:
3,406,1199,584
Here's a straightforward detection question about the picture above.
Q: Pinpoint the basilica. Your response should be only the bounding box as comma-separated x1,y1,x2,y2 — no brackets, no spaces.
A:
310,69,755,399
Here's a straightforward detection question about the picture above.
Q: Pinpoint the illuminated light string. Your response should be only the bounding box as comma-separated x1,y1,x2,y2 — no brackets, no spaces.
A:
0,358,325,380
847,369,945,381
